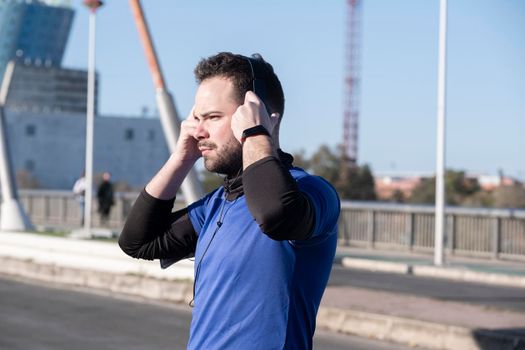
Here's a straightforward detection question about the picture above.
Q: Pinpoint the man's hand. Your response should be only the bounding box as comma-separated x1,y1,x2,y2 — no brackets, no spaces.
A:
174,107,201,162
231,91,279,143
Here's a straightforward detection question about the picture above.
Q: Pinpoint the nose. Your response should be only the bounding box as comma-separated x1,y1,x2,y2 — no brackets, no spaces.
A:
194,120,209,140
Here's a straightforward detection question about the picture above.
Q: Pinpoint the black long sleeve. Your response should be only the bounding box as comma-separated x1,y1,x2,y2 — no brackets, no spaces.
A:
118,190,197,261
243,156,316,241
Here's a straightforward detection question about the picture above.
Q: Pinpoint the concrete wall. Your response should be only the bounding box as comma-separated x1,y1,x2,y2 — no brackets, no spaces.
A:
6,110,170,189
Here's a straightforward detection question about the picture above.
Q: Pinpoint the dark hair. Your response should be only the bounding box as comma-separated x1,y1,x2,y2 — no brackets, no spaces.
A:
194,52,285,117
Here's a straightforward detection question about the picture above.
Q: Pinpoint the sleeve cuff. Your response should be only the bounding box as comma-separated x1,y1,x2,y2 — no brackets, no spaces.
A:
139,188,176,211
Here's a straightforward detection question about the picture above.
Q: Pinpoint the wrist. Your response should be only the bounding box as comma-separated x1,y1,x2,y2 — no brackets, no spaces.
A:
242,134,272,147
241,125,270,144
169,153,198,168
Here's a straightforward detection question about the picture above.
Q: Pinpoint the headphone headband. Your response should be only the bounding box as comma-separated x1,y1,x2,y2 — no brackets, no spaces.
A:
243,54,268,109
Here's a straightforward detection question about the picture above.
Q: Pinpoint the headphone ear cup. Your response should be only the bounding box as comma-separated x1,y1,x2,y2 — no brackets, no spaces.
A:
244,55,268,108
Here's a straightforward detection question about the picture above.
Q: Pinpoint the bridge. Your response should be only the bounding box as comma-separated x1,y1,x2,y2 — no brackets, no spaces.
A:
16,189,525,261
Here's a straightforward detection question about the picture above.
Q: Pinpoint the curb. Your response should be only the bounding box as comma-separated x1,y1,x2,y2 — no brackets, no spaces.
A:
341,257,525,289
317,307,525,350
1,256,525,350
0,256,195,304
0,231,195,280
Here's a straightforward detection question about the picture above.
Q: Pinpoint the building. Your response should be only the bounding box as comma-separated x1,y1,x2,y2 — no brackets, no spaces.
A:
0,1,95,115
6,109,170,189
4,61,98,114
0,0,74,79
473,174,521,192
0,0,172,190
374,175,423,201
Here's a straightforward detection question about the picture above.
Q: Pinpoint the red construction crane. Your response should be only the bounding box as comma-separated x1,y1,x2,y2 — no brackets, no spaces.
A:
343,0,362,165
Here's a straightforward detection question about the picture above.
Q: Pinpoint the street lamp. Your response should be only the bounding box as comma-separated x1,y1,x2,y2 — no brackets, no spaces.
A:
82,0,103,236
434,0,448,266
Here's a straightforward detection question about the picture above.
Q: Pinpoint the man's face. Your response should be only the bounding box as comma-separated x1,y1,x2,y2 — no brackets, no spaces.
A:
193,77,242,176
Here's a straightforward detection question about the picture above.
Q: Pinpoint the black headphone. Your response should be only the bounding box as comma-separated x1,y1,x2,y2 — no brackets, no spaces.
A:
240,54,273,116
244,54,268,103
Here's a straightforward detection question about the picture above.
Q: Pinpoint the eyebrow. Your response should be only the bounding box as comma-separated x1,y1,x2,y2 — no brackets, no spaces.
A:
194,110,224,119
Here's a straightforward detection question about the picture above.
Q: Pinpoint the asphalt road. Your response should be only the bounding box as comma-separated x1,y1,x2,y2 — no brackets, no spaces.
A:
0,276,413,350
329,265,525,312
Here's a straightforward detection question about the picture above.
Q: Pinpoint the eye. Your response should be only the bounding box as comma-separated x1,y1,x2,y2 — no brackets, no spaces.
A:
209,115,221,120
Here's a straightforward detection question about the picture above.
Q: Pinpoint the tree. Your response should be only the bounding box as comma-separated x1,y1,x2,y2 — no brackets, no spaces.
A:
409,177,435,204
410,170,481,205
391,189,405,203
293,144,376,201
446,170,480,204
461,190,494,207
338,164,376,200
492,184,525,208
307,145,340,185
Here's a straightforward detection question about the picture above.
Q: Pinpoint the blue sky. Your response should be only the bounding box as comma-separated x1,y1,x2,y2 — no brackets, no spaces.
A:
62,0,525,179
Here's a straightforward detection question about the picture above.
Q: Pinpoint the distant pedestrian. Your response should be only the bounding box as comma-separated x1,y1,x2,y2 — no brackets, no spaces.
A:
73,171,86,226
97,172,114,226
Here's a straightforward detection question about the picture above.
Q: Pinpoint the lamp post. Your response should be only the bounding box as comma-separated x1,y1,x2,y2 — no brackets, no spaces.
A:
82,0,103,236
434,0,448,266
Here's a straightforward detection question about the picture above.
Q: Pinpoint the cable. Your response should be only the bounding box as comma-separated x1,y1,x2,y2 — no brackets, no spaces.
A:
189,169,243,307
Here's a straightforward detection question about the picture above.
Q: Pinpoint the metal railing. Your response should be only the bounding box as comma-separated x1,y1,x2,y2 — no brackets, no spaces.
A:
14,189,186,231
16,189,139,230
9,190,525,261
339,201,525,260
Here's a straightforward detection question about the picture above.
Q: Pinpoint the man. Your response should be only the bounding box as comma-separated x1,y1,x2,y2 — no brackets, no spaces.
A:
97,171,114,226
72,171,86,226
119,52,340,350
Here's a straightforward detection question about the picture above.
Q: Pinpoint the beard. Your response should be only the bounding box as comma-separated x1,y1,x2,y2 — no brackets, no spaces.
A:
200,137,242,176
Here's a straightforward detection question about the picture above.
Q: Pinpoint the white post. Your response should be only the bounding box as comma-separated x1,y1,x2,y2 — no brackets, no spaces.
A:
156,91,203,203
0,61,33,231
128,0,203,204
434,0,448,266
83,10,97,235
0,107,34,231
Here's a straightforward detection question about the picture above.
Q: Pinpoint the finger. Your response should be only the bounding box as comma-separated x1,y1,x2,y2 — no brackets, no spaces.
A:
182,117,198,126
181,121,198,136
244,90,261,104
186,105,196,120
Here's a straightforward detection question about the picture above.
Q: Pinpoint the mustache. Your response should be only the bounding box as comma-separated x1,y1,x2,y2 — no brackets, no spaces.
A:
198,141,217,149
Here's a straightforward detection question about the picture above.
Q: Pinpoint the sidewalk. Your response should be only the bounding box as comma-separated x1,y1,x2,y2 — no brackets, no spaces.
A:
322,246,525,350
1,231,524,350
337,246,525,288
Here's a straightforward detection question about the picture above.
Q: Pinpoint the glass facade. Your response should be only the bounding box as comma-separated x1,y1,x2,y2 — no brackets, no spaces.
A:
0,0,74,79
